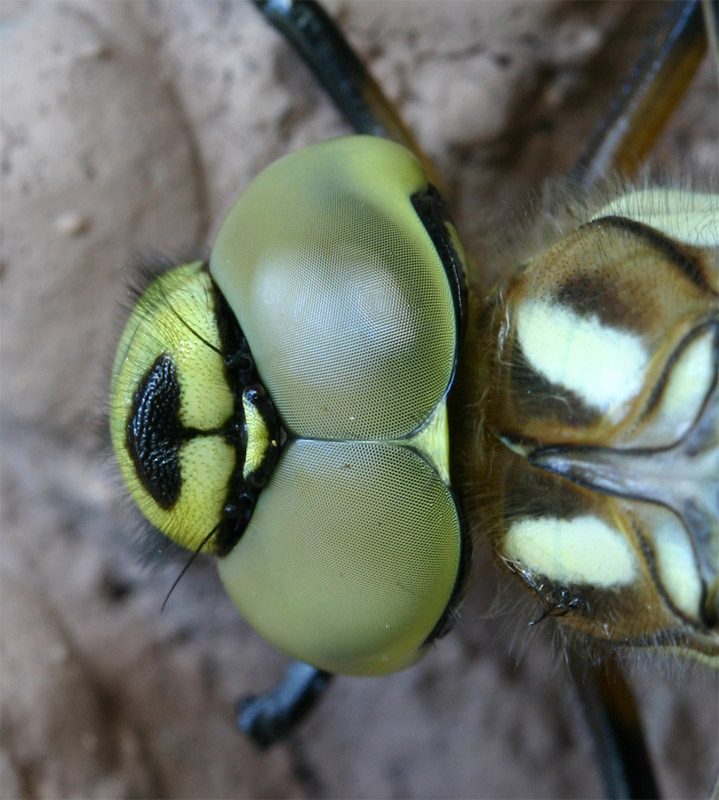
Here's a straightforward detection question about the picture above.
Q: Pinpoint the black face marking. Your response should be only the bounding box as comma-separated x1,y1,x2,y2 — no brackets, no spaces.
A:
126,354,185,510
124,266,285,555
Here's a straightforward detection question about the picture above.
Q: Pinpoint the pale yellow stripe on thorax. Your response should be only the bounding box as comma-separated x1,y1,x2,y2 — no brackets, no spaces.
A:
515,295,648,416
502,514,638,588
593,189,719,248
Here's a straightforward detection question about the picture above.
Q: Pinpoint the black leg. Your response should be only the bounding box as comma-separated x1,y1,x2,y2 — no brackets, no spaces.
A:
568,650,660,800
237,660,333,749
571,0,713,189
250,0,439,185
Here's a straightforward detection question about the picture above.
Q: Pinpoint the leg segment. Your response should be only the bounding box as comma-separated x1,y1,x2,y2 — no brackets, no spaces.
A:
251,0,439,185
571,0,715,189
237,660,333,749
568,652,660,800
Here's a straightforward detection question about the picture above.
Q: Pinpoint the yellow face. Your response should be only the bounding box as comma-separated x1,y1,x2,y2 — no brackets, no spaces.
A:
110,262,234,551
109,136,470,675
109,261,281,556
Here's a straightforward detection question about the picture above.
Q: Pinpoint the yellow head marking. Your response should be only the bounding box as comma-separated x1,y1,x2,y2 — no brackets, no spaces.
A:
109,260,282,555
109,263,234,551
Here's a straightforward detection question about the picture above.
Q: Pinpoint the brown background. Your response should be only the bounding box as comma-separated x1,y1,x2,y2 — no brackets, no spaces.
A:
1,2,717,798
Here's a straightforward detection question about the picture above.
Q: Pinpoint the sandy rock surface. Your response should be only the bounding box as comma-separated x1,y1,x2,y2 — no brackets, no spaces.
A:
1,1,717,798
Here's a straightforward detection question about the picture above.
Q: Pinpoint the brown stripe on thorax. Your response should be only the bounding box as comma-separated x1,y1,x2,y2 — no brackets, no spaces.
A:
590,214,717,296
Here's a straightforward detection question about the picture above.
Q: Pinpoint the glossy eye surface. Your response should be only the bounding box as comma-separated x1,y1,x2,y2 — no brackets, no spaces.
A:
110,135,469,675
211,136,461,441
218,438,462,674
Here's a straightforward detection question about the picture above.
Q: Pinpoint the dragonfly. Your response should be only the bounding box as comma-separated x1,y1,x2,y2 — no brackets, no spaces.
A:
107,1,718,797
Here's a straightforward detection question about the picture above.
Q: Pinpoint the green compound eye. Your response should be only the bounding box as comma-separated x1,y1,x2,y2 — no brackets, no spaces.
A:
110,135,469,676
211,135,464,442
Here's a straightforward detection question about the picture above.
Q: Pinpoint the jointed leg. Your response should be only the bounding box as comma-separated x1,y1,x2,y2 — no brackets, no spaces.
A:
251,0,440,186
237,660,333,749
571,0,715,189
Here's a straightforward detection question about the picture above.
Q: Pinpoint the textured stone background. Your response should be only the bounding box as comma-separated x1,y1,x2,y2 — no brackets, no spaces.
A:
1,2,717,798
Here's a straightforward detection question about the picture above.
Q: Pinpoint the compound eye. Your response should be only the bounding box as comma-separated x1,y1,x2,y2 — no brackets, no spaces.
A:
218,439,463,676
111,137,468,676
208,136,468,675
210,135,466,441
